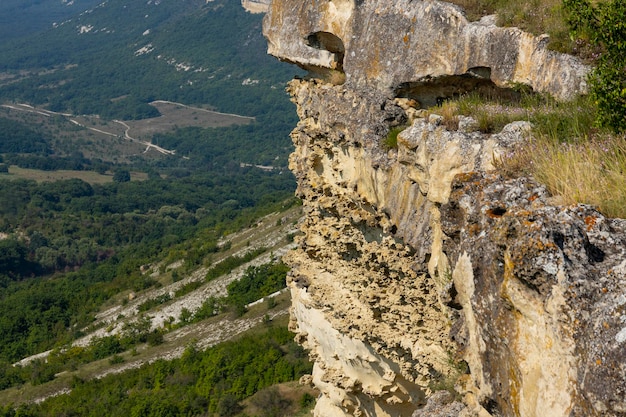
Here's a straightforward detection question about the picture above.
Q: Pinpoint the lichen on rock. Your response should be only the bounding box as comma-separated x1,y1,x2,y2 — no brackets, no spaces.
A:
263,1,626,416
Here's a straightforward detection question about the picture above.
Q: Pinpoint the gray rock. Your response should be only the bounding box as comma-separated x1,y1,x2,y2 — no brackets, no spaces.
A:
262,1,626,416
412,391,465,417
264,0,588,101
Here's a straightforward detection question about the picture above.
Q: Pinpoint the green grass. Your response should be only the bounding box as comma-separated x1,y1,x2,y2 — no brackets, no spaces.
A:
526,96,597,140
450,90,597,138
383,126,405,149
456,94,520,133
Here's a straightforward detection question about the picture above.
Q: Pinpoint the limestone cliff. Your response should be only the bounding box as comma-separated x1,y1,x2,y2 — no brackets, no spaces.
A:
262,1,626,416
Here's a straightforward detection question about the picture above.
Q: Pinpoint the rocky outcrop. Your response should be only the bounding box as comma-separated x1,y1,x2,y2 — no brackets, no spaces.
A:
263,1,626,417
264,0,588,102
441,173,626,417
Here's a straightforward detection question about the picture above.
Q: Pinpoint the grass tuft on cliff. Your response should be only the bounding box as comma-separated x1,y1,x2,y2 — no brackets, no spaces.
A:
506,130,626,219
503,98,625,218
433,92,626,218
383,126,404,149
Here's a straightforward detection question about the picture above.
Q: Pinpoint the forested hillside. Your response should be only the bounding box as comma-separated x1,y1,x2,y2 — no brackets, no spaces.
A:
0,0,296,117
0,0,300,169
0,0,103,41
0,0,309,413
4,326,313,417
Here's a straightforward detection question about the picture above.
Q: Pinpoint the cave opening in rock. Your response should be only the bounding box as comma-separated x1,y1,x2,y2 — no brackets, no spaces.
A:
306,31,344,53
393,67,532,108
303,31,346,84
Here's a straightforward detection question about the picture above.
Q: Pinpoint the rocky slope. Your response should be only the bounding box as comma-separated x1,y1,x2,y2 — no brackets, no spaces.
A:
263,1,626,416
4,208,300,406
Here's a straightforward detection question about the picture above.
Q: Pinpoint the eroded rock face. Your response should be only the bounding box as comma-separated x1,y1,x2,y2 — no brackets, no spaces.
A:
263,1,626,416
264,0,588,101
441,173,626,417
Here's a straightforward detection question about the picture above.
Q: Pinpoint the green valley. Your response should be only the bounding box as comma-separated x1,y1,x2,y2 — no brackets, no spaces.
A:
0,0,309,415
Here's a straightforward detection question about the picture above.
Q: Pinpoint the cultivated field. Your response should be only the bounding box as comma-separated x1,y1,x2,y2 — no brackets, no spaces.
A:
123,100,254,140
0,166,148,184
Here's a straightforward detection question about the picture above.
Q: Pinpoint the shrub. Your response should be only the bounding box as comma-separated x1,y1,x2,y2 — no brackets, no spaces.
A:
225,261,289,311
109,354,125,365
205,247,266,281
146,330,164,346
217,394,243,417
112,169,131,183
192,297,220,321
299,393,316,409
28,359,56,385
138,293,172,312
251,387,292,417
91,336,124,360
564,0,626,132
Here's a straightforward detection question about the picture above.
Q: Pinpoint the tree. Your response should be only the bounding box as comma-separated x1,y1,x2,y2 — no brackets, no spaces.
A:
216,394,243,417
0,239,28,278
113,169,131,183
564,0,626,132
251,387,292,417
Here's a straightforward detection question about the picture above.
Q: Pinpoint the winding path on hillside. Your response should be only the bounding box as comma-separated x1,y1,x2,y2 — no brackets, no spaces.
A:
113,119,176,155
1,103,176,156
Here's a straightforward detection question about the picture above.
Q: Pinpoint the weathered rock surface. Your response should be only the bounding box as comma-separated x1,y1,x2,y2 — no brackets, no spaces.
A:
264,0,588,102
263,1,626,417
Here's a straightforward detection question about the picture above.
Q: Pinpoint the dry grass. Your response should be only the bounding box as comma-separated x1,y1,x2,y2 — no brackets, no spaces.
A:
123,101,254,141
492,93,626,218
439,101,460,130
1,166,138,184
505,135,626,218
434,89,536,134
448,91,596,138
448,0,574,53
456,95,524,133
432,92,626,218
